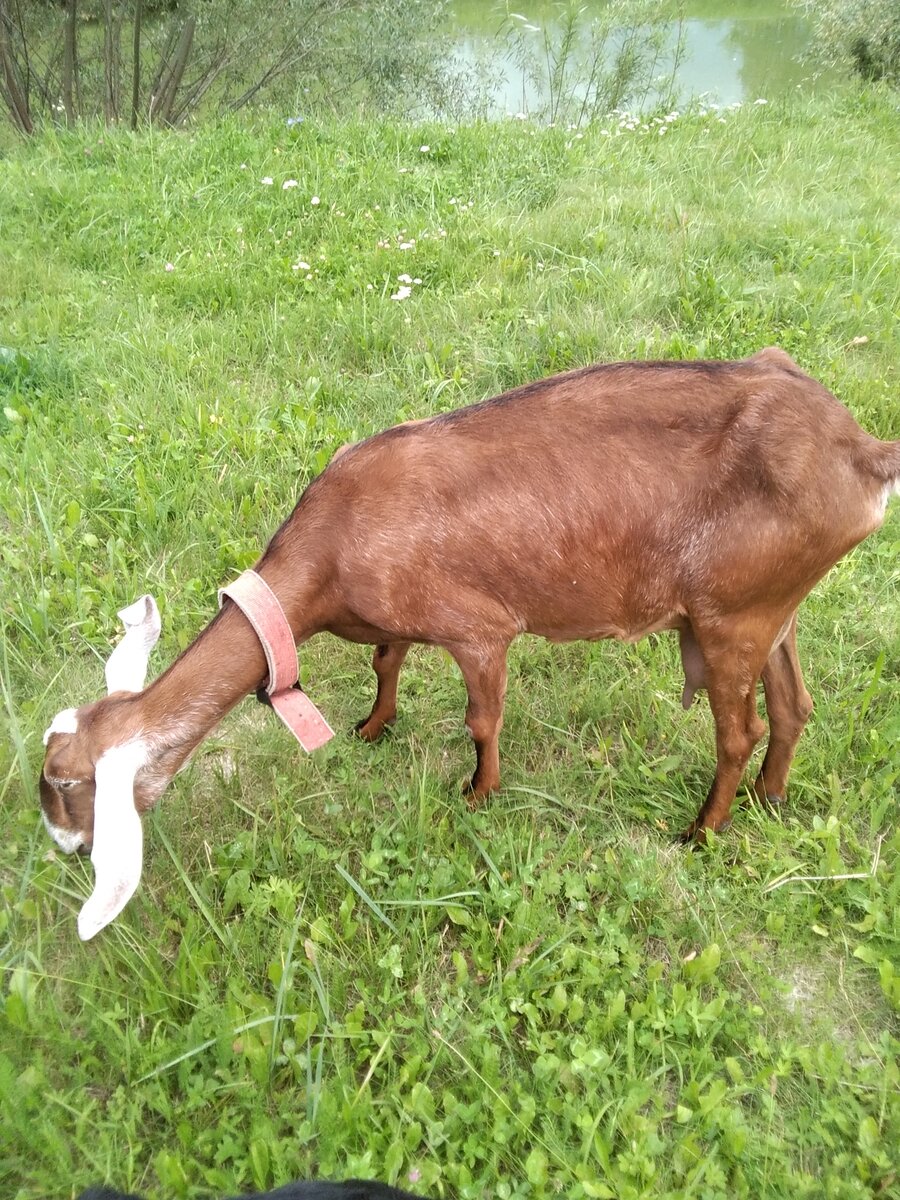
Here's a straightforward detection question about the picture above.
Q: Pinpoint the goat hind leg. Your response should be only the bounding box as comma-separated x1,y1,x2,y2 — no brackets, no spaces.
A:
446,640,510,806
683,627,772,839
356,641,411,741
754,614,813,807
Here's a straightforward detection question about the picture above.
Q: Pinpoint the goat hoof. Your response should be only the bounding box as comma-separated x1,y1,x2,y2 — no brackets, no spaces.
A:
679,823,705,847
353,716,394,742
679,819,730,846
752,782,785,808
461,782,483,812
461,778,495,810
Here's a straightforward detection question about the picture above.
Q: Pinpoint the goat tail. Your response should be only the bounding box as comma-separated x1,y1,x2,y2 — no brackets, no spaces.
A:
856,437,900,490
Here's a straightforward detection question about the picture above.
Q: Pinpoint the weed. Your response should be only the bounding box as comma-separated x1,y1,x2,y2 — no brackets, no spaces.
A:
0,90,898,1199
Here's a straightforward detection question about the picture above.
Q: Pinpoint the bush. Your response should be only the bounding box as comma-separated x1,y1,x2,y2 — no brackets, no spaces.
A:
794,0,900,86
0,0,464,133
500,0,685,126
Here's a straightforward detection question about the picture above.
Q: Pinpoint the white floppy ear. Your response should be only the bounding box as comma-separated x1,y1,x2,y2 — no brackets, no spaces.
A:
104,595,161,694
77,743,146,941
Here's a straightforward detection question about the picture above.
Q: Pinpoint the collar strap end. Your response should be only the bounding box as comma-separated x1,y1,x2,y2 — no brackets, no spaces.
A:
219,570,334,752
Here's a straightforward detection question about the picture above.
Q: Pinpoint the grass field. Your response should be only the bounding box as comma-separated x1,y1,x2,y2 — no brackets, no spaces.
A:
1,87,898,1200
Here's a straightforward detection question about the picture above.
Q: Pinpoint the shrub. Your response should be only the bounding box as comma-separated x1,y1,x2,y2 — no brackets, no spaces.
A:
0,0,463,133
500,0,685,126
793,0,900,86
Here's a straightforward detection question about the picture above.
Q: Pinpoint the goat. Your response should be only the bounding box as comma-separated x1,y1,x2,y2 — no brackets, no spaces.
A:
39,348,899,938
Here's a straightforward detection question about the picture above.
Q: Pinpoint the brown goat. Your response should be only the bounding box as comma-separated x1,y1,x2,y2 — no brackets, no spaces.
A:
40,348,899,937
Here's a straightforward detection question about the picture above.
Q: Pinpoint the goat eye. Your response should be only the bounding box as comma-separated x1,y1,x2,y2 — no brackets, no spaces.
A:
59,780,76,791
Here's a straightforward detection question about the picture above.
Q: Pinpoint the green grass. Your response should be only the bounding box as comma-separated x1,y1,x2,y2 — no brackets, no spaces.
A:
1,88,899,1200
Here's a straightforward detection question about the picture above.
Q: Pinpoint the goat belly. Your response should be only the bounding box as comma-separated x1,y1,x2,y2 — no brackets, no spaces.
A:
321,498,680,643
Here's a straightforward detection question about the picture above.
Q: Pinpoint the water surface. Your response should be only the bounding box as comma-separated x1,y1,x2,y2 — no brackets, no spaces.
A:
449,0,820,114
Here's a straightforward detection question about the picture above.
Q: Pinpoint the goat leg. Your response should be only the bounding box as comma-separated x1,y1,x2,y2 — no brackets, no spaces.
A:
682,619,779,839
446,640,510,805
754,613,813,807
355,641,411,741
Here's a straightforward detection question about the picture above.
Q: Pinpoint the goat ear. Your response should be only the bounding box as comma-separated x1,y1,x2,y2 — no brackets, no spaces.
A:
77,745,146,941
104,595,161,694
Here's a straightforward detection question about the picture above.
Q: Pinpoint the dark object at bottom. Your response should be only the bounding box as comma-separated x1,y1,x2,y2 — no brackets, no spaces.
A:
78,1180,423,1200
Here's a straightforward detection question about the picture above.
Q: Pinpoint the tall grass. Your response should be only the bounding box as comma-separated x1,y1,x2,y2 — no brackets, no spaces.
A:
0,87,898,1199
500,0,686,124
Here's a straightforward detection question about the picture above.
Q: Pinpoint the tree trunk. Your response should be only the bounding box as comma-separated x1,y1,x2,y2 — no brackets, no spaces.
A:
103,0,116,123
61,0,77,124
130,0,142,129
0,0,33,134
153,16,195,126
148,19,178,119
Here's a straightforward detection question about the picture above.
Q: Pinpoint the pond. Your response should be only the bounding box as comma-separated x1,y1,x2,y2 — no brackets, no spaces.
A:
449,0,823,115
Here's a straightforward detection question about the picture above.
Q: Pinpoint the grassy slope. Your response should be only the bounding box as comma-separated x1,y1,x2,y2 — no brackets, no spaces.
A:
0,90,898,1200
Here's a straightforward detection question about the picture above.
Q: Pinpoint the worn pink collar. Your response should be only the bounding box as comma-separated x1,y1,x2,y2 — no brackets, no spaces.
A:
219,570,334,752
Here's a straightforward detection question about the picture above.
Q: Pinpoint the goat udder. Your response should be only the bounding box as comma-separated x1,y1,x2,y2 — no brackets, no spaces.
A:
679,624,707,708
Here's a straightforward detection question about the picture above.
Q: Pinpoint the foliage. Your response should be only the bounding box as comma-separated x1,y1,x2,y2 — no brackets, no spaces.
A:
792,0,900,86
498,0,686,125
0,89,899,1199
0,0,463,133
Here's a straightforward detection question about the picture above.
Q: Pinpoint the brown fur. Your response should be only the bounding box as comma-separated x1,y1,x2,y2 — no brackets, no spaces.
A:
41,349,900,844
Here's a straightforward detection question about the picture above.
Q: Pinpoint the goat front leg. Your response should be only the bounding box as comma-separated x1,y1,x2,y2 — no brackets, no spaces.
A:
356,641,411,741
754,613,813,807
446,640,510,806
